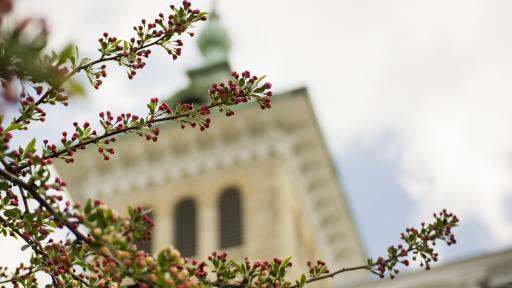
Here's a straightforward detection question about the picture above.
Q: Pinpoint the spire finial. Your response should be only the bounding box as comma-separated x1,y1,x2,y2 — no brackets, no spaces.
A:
209,0,219,21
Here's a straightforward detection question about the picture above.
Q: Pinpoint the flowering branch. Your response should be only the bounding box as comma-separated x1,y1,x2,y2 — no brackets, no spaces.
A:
8,1,207,129
0,1,459,287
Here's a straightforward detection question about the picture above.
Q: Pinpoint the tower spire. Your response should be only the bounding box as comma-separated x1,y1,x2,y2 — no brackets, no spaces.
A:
166,0,233,106
211,0,218,14
197,0,230,64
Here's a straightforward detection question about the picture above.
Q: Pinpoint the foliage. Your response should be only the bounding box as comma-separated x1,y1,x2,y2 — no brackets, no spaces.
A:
0,1,458,287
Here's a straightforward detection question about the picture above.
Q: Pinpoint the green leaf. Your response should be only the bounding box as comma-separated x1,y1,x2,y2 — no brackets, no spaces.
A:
65,80,86,97
5,123,22,132
21,244,31,251
4,209,19,218
84,199,92,215
58,44,75,65
112,39,122,48
254,86,266,93
76,126,84,137
254,75,266,86
157,252,166,268
26,138,36,154
79,57,92,66
0,181,8,191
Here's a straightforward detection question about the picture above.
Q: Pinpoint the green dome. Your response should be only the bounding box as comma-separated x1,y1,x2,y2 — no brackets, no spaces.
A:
197,10,231,64
165,5,233,107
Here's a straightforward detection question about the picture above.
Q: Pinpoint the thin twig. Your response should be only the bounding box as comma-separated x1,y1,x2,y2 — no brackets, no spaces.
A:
19,186,29,213
13,34,170,126
0,269,40,284
290,265,370,288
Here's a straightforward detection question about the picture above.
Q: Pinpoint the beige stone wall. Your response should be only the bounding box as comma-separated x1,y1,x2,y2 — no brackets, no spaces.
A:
89,154,320,281
55,91,367,287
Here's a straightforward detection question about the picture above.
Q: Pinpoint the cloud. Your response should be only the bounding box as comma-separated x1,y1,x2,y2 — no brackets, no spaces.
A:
220,0,512,252
6,0,512,263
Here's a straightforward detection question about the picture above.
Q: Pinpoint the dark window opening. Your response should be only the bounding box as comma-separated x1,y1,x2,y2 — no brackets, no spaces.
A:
219,187,242,248
175,198,197,257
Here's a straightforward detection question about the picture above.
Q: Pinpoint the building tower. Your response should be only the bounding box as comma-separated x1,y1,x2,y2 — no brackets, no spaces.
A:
55,8,367,287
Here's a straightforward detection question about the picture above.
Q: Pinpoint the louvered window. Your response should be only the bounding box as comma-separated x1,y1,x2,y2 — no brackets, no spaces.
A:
219,188,242,248
175,199,197,257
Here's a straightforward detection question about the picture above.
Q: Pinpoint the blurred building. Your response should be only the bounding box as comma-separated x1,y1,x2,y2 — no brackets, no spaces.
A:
354,249,512,288
55,9,512,288
56,9,366,287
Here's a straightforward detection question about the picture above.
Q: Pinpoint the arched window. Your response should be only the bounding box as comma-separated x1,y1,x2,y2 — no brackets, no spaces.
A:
219,187,242,248
175,198,197,257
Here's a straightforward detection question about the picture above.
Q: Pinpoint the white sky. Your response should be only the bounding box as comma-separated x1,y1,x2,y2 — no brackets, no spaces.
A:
4,0,512,268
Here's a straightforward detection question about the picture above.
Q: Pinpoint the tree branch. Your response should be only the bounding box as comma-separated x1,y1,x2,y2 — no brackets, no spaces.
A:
0,168,88,242
13,102,222,172
13,33,170,125
78,33,169,72
19,186,29,213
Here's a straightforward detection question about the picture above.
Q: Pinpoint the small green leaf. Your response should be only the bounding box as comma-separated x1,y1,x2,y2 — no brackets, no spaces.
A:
4,209,18,218
65,80,86,97
254,75,266,86
0,181,8,191
84,199,92,215
112,39,122,48
5,123,22,132
26,138,36,154
79,57,92,66
58,44,75,65
254,86,266,93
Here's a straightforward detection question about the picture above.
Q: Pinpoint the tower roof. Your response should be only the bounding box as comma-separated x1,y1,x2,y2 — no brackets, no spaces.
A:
197,6,231,65
166,5,232,107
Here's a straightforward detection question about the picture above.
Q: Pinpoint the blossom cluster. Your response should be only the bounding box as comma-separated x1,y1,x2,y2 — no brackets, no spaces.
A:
369,209,459,279
89,1,207,88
